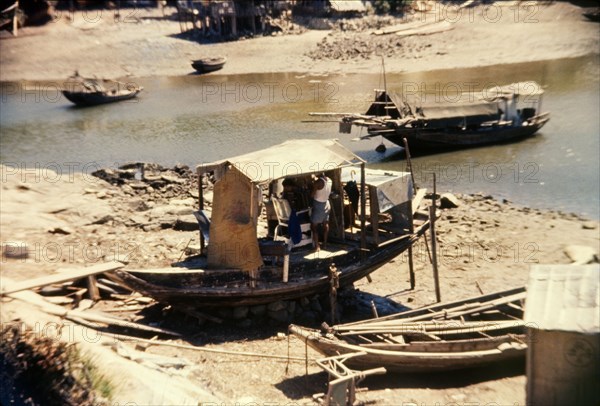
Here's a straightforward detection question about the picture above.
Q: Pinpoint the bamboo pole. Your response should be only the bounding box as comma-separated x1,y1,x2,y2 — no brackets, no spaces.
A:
116,336,308,361
430,172,441,302
198,171,205,252
360,162,366,260
403,138,417,289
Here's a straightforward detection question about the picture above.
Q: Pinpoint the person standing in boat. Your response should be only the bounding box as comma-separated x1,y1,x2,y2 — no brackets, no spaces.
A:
311,173,332,251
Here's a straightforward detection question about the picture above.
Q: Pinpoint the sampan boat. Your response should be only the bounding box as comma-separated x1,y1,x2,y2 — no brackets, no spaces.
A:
112,139,429,307
191,56,226,73
290,286,528,372
62,74,142,107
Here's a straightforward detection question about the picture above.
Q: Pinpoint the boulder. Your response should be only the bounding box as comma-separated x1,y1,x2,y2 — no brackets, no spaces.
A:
440,193,460,209
250,304,267,317
268,309,288,323
174,215,198,231
564,245,598,265
232,306,249,319
2,241,29,259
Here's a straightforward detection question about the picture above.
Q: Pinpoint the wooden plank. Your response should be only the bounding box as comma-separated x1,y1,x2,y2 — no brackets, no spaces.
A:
3,278,180,336
369,185,380,245
1,261,124,295
86,276,101,301
412,188,427,215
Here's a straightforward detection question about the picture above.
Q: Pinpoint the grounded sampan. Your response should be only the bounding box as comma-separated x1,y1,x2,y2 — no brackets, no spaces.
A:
113,139,429,307
290,286,528,372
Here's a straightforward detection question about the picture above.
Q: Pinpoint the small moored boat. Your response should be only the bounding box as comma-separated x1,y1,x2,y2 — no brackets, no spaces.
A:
314,81,550,151
62,74,143,107
191,56,226,73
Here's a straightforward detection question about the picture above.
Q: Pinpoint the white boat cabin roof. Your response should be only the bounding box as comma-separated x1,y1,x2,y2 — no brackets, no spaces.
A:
196,139,365,184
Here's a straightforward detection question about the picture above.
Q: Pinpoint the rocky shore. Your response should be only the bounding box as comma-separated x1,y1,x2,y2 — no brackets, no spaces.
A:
1,163,598,403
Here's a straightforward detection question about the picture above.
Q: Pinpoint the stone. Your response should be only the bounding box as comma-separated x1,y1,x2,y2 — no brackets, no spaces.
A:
91,215,114,225
582,221,598,230
232,306,249,319
129,182,148,190
119,162,143,170
117,169,137,179
299,297,310,308
142,223,161,232
2,241,29,259
310,298,322,313
564,245,598,265
237,319,252,328
162,174,186,184
440,193,460,209
250,304,267,317
268,309,288,323
174,215,198,231
48,226,73,235
267,300,287,312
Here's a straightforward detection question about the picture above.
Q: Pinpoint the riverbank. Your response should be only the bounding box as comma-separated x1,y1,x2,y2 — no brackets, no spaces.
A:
0,2,598,81
1,164,598,404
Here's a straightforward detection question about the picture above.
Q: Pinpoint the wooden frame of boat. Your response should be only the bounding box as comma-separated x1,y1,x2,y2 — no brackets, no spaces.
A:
191,56,226,73
289,286,528,372
315,81,550,151
62,75,143,107
113,139,429,307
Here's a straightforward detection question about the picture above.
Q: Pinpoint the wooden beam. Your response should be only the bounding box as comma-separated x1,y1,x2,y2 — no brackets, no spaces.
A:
3,279,180,336
86,275,101,301
412,188,427,215
0,261,124,295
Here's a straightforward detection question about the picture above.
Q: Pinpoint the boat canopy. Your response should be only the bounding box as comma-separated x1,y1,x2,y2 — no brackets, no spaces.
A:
341,168,413,213
197,139,365,184
387,92,501,126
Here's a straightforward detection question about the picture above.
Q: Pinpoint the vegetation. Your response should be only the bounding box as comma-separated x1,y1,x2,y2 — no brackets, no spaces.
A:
0,324,113,405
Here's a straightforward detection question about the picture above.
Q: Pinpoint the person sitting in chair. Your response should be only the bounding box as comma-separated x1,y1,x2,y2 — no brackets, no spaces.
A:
311,173,332,251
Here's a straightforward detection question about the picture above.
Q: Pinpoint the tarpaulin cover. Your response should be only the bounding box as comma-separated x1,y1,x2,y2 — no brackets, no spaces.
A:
198,139,364,184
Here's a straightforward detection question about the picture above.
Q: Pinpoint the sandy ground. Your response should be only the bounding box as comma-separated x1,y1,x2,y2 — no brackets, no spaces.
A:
1,1,599,404
0,2,598,81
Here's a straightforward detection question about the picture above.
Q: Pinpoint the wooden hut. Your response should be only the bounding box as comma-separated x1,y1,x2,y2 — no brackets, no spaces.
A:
524,264,600,405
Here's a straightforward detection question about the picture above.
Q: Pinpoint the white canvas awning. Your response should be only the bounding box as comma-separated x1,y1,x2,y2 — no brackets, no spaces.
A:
341,168,413,212
197,139,364,184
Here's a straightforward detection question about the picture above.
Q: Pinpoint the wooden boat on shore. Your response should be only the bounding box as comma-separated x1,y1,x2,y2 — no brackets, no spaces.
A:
191,56,226,73
112,139,429,307
62,74,142,107
316,81,549,151
289,286,528,372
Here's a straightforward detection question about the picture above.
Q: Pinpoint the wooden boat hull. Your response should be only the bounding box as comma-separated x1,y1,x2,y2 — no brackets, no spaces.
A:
62,88,142,107
114,225,427,307
289,287,528,372
375,115,549,151
290,325,526,372
191,57,226,73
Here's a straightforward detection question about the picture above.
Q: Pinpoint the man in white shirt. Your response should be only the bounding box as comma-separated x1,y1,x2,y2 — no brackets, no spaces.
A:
311,173,332,251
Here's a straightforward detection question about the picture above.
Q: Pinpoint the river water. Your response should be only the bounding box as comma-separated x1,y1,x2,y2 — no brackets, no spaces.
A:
1,55,598,218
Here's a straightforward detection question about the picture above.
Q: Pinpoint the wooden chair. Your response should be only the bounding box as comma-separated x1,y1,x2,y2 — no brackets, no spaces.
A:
271,197,312,249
